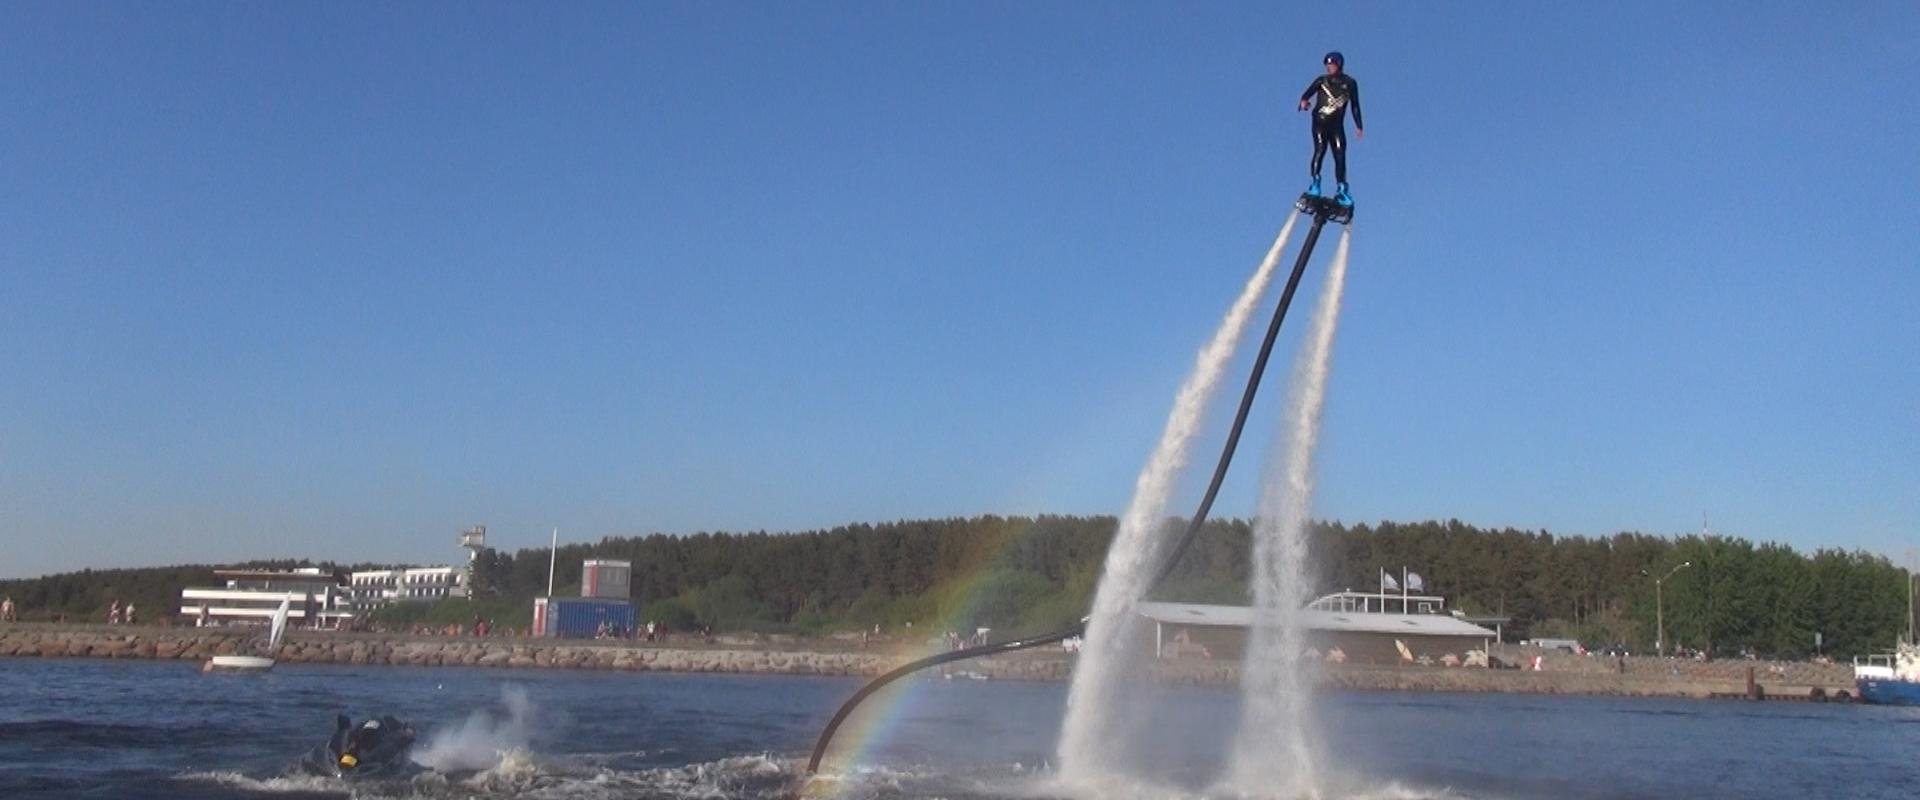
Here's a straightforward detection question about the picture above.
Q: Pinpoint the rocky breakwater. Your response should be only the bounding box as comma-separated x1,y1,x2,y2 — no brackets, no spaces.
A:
0,624,269,661
276,638,897,676
1147,648,1858,699
0,624,905,677
1,625,1858,699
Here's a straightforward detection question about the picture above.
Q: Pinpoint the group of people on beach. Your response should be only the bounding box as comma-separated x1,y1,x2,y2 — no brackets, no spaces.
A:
592,619,712,643
5,597,144,625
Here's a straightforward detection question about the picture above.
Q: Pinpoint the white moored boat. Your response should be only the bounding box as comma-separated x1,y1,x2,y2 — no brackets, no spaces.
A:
1854,643,1920,706
204,597,289,674
1854,572,1920,706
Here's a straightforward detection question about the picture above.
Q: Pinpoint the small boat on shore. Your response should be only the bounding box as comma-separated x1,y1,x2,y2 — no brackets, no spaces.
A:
204,597,289,674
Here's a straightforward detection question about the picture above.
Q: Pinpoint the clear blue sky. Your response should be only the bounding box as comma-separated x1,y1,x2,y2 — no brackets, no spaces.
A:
3,3,1916,579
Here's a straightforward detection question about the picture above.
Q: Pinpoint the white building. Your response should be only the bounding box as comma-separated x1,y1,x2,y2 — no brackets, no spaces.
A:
347,566,468,611
1136,591,1499,665
178,568,355,628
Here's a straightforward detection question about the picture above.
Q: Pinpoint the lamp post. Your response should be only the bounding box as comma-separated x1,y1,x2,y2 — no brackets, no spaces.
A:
1643,561,1693,657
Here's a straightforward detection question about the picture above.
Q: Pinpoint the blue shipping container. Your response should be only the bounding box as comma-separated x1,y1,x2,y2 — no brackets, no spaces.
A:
547,598,636,639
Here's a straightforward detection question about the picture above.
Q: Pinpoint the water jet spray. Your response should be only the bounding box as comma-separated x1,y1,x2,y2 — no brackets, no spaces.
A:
807,195,1353,775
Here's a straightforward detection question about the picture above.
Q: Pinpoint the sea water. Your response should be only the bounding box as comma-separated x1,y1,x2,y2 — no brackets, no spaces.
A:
1,658,1916,799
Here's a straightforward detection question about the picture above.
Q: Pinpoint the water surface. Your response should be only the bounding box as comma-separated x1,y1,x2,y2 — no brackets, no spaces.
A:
1,658,1914,798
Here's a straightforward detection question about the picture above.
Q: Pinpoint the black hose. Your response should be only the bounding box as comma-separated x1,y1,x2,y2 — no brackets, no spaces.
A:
1148,214,1326,590
803,626,1083,773
806,208,1336,774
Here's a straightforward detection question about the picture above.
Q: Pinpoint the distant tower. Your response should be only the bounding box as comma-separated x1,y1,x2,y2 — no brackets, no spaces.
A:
460,525,487,589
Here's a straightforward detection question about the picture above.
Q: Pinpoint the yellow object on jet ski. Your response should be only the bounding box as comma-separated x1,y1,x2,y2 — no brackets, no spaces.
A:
338,753,358,768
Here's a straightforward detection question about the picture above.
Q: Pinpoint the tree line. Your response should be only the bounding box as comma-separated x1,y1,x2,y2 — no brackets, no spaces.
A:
4,516,1911,658
471,515,1910,658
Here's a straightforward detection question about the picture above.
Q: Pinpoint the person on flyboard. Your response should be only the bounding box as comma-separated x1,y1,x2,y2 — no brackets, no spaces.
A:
1299,51,1362,206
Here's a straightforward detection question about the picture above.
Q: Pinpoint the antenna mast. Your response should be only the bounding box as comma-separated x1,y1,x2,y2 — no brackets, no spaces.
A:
547,528,559,598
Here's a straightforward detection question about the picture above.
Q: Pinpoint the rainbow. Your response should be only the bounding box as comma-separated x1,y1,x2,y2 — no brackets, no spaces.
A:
804,517,1086,790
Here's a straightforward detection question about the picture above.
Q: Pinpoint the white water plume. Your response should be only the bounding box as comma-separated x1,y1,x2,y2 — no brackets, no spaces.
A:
1227,228,1351,798
1056,215,1299,785
411,685,538,773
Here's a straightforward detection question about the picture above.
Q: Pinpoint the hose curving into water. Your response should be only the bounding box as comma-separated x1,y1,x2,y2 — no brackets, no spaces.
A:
806,206,1340,774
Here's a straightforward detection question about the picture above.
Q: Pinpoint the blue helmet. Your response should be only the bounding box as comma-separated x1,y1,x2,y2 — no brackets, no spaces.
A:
1323,51,1345,68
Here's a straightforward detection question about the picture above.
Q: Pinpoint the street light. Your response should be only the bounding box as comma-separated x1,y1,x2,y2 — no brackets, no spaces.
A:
1642,561,1694,657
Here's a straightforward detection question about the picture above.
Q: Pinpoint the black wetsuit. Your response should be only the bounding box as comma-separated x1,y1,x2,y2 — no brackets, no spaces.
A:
1301,72,1362,185
338,716,411,766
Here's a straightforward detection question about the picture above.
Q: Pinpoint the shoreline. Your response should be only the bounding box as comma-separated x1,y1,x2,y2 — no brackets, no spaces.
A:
0,624,1859,701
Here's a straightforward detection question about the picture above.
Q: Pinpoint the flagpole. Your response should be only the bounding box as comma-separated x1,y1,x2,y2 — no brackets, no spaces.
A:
1402,566,1408,614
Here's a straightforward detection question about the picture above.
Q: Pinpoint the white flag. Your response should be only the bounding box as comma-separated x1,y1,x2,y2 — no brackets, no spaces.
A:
1381,571,1399,591
1407,572,1426,592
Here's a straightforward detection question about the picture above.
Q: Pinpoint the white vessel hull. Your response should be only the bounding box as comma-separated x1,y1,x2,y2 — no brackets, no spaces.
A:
204,655,275,672
202,597,289,674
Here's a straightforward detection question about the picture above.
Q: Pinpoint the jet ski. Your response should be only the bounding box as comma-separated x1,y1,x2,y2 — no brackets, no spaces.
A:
298,714,420,780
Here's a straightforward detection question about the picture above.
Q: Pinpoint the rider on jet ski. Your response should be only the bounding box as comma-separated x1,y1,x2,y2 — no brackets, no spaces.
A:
324,714,416,774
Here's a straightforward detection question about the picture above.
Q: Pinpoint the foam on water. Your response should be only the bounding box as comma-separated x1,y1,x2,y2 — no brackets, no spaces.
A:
180,757,1465,800
429,752,795,799
175,769,349,795
1032,765,1460,800
180,753,805,800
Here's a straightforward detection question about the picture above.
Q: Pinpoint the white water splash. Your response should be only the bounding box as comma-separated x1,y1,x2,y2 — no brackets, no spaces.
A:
180,754,806,800
1226,229,1351,798
455,753,796,800
1056,215,1300,785
174,771,344,796
411,685,538,773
